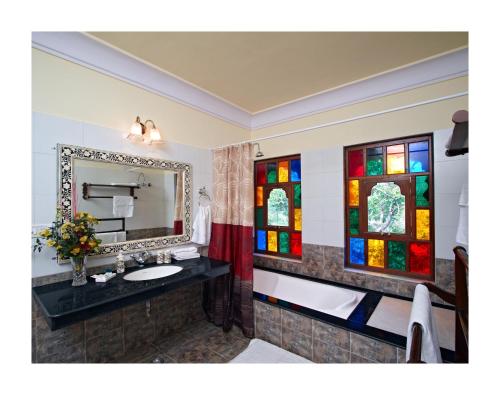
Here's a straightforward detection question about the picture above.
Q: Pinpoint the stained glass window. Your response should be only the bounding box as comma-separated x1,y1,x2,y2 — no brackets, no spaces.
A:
367,147,383,176
255,155,301,258
387,144,405,174
344,136,433,279
367,182,405,234
348,180,359,206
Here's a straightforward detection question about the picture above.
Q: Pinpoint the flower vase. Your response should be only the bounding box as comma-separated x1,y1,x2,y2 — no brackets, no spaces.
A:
71,256,88,286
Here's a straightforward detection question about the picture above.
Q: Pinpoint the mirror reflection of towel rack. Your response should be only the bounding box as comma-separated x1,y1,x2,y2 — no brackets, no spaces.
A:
198,186,211,206
82,183,139,200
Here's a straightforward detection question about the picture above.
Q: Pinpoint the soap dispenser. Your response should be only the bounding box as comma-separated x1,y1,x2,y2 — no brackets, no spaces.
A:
116,250,125,274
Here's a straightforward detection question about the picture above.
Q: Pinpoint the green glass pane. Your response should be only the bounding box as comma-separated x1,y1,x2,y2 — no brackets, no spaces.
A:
294,184,301,208
349,208,360,235
416,175,430,207
367,157,383,175
279,232,290,254
388,241,406,271
267,163,277,183
256,207,264,228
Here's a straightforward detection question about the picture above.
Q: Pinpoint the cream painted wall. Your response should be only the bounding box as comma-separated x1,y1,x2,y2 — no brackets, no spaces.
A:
251,76,468,158
32,48,250,149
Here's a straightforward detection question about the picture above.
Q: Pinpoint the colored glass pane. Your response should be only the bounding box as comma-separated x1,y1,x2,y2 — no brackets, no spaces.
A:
368,182,405,234
368,239,384,268
256,163,266,185
279,232,290,254
294,208,302,231
387,144,404,154
409,141,429,173
348,179,359,206
267,162,277,183
349,208,360,235
278,161,289,182
291,159,301,181
387,153,405,174
409,242,431,274
256,207,264,228
268,231,278,252
291,233,302,256
267,188,289,226
367,147,383,176
416,209,430,240
348,149,364,177
257,230,266,251
388,241,406,271
294,184,301,208
256,186,263,206
415,176,430,207
349,238,365,264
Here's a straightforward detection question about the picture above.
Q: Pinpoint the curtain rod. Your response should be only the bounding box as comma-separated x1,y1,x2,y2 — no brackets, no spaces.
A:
213,91,468,150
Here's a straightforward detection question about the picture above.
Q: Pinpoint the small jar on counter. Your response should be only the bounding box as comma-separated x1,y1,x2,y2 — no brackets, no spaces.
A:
156,251,164,264
164,250,172,264
116,250,126,274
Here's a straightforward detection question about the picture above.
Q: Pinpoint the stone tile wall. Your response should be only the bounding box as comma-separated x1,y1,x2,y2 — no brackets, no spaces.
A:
254,243,455,304
254,300,405,363
32,283,204,363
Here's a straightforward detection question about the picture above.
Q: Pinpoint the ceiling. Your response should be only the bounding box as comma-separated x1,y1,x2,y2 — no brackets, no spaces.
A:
88,32,467,113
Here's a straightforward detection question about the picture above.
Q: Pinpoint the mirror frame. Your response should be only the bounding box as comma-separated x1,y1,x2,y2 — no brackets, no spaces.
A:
57,144,192,258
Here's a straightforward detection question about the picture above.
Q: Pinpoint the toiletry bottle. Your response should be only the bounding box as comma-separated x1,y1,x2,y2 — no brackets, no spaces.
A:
116,250,125,274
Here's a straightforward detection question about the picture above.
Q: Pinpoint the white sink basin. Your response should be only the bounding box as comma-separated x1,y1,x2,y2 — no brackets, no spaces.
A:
123,265,183,281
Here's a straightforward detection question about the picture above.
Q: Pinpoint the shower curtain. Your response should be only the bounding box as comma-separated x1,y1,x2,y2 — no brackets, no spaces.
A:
205,143,254,337
173,173,183,235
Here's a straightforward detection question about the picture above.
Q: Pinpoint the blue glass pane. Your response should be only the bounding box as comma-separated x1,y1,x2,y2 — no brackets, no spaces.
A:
291,159,301,181
257,230,266,251
409,141,429,152
409,141,429,173
350,238,365,265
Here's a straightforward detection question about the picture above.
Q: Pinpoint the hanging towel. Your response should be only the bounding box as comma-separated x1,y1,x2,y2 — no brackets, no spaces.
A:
96,232,117,244
191,205,212,245
116,231,127,242
113,196,134,218
456,181,468,247
406,284,442,363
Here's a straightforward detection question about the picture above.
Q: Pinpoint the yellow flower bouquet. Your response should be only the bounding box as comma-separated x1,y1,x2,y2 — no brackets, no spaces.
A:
34,210,102,286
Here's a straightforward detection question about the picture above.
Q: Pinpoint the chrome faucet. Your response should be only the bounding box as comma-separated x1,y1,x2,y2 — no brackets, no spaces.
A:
130,250,152,267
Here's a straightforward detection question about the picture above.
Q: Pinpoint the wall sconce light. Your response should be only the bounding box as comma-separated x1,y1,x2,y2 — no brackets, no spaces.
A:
127,116,164,145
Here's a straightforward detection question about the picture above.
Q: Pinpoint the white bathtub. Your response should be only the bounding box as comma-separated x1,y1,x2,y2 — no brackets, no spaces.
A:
253,268,366,320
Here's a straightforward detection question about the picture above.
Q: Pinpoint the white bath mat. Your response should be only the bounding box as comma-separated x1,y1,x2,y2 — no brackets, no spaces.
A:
229,339,312,363
367,296,455,351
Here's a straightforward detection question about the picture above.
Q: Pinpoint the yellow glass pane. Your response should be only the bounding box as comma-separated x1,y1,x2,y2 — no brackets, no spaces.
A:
387,153,405,174
349,180,359,206
294,208,302,231
278,161,289,183
268,231,278,252
416,209,430,240
368,239,384,268
256,186,263,207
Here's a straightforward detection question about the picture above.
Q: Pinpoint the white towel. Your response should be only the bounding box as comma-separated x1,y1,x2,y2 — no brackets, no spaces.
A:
406,284,442,363
96,232,117,244
191,205,211,245
116,231,127,242
456,181,468,247
170,246,198,254
230,339,312,363
172,252,201,261
113,196,134,218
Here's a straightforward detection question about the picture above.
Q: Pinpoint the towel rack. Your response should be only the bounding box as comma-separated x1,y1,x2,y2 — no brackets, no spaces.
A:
82,183,140,200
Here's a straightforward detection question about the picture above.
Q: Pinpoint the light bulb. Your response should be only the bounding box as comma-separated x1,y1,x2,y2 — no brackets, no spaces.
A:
150,128,162,142
130,122,142,136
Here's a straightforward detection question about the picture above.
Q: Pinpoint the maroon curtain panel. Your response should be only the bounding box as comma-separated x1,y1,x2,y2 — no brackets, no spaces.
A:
205,143,254,337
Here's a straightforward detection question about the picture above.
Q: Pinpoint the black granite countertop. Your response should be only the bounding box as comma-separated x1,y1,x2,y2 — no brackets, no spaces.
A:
33,256,230,330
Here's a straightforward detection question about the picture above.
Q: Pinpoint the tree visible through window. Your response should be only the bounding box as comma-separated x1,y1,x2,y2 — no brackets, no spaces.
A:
268,188,289,227
345,135,434,279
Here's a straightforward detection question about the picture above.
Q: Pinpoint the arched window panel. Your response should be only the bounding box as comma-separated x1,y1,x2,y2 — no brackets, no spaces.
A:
267,188,289,227
367,182,406,235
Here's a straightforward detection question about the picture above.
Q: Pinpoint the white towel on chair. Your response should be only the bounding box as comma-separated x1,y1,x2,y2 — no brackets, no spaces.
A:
191,205,211,245
406,284,442,363
113,196,134,218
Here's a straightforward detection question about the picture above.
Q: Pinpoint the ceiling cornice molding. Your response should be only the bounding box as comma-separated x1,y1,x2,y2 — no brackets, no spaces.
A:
32,32,252,129
32,32,468,132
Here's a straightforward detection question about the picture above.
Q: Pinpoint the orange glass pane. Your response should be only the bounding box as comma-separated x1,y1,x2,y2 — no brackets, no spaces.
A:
268,231,278,252
294,208,302,231
416,209,430,240
387,153,405,174
387,144,404,154
278,161,289,183
256,186,263,207
348,180,359,206
368,239,384,268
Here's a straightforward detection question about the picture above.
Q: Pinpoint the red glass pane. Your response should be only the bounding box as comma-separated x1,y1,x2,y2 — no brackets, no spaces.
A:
291,233,302,256
256,163,266,185
409,242,431,275
348,150,364,177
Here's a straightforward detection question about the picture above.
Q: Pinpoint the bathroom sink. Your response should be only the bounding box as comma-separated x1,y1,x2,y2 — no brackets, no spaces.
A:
123,266,183,281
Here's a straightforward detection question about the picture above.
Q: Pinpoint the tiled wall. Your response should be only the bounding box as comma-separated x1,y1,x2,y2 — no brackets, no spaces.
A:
32,283,204,363
254,300,405,363
32,111,213,278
